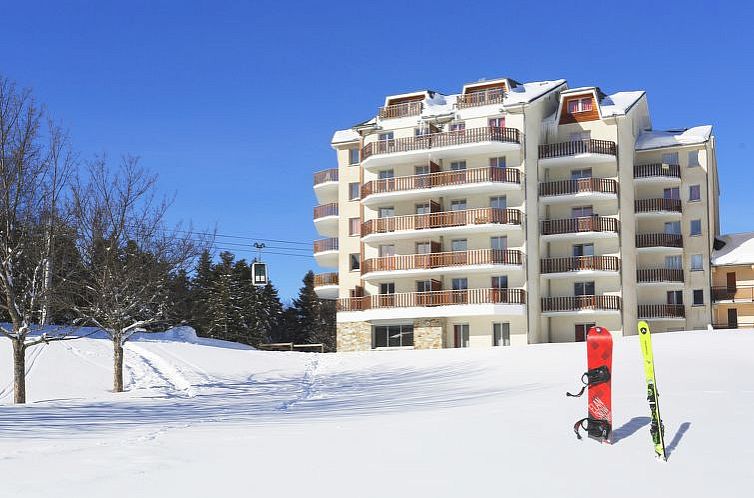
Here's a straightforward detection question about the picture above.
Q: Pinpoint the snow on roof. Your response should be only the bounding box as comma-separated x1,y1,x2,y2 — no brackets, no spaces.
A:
503,79,566,106
599,91,645,117
635,125,713,151
331,128,361,144
712,232,754,266
421,93,457,117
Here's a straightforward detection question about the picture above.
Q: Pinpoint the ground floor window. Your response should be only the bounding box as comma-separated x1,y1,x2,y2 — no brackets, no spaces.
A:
373,325,413,348
493,322,510,346
574,323,596,342
454,324,470,348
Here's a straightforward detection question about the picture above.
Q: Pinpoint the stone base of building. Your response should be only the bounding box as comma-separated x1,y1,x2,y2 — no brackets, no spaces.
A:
413,318,445,349
336,321,371,351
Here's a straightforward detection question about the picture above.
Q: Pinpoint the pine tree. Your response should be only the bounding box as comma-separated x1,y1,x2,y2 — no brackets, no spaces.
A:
291,271,320,344
168,269,193,324
206,252,244,342
258,282,284,345
191,250,214,335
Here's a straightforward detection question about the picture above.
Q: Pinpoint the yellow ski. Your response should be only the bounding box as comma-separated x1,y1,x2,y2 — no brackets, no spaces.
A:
638,321,667,460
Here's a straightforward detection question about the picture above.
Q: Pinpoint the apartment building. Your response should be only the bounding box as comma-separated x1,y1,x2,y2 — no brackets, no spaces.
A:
711,232,754,329
312,76,720,351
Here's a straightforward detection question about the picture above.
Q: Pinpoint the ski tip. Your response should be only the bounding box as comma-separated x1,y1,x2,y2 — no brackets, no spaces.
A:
638,320,650,334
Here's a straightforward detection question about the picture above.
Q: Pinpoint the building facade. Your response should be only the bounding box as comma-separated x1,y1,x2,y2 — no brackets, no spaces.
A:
711,233,754,329
312,77,720,351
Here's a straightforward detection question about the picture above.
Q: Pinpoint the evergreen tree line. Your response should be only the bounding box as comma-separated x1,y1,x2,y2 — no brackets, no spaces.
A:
171,250,336,351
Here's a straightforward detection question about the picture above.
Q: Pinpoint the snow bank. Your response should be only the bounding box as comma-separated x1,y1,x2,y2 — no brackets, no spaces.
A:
712,232,754,265
636,125,712,150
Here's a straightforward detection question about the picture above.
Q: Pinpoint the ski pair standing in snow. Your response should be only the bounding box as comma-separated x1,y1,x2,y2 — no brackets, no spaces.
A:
638,321,668,461
567,326,612,443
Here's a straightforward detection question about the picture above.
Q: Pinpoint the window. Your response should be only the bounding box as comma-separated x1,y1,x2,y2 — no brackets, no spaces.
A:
490,156,506,168
665,255,682,269
454,324,470,348
373,325,413,348
378,132,394,141
378,169,394,179
567,97,593,113
662,152,679,165
348,217,360,236
349,254,360,271
414,126,431,137
491,236,507,250
688,150,700,167
571,168,592,179
663,187,680,200
689,185,701,202
415,164,430,175
415,242,431,254
449,121,465,132
571,205,594,218
573,243,594,257
415,202,431,215
451,239,467,252
690,219,702,236
452,278,468,290
378,207,395,218
348,182,360,200
348,148,360,165
490,196,507,209
416,280,432,292
667,290,683,305
378,244,395,257
379,282,395,294
450,161,467,171
691,254,704,271
665,221,681,235
493,322,510,346
574,281,595,296
491,276,508,289
693,289,704,306
450,199,467,211
488,117,505,128
570,131,591,141
574,323,596,343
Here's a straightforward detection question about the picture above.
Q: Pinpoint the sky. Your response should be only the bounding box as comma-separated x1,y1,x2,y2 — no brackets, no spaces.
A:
1,0,753,301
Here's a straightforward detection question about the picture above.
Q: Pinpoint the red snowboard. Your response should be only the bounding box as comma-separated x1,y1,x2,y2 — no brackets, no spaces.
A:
586,325,613,442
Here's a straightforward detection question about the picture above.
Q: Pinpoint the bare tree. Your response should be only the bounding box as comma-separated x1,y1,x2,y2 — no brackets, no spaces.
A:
0,76,77,404
71,156,204,392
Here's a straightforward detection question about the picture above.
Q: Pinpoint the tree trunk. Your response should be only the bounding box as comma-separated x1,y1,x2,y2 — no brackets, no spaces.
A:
113,340,124,392
13,340,26,404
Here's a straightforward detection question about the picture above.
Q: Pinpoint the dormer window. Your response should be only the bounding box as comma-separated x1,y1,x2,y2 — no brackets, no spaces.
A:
568,97,593,113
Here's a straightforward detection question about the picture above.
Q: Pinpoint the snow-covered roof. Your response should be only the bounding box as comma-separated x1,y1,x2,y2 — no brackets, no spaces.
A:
503,79,566,106
635,125,713,151
712,232,754,266
599,91,645,117
331,128,360,144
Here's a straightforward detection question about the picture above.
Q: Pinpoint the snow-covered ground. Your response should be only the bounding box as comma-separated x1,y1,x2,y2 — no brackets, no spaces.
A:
1,328,753,497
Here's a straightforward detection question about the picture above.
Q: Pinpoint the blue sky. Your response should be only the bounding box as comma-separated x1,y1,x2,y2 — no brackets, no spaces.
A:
2,0,752,301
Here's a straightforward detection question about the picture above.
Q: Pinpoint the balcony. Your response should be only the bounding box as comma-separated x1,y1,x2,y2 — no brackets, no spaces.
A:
540,216,619,240
637,268,684,285
313,272,338,299
538,178,618,203
378,101,422,120
712,286,754,303
456,88,506,109
638,304,685,320
538,139,617,166
313,168,339,203
361,166,521,205
634,164,682,184
361,127,521,168
540,256,620,278
635,198,682,217
361,208,522,242
636,233,683,253
313,202,338,237
313,237,338,267
362,249,524,279
541,295,622,315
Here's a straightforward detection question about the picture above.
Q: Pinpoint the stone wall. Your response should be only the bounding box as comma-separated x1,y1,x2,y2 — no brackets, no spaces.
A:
336,321,371,352
414,318,445,349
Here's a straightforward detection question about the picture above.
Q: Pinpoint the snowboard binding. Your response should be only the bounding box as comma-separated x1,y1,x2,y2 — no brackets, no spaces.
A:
573,417,611,442
566,365,611,398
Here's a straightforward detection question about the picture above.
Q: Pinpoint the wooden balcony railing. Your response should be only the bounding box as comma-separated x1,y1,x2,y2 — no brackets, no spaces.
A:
362,249,523,275
362,166,521,198
313,203,338,219
539,178,618,197
636,233,683,249
541,295,622,312
313,168,338,186
362,126,521,160
634,163,681,179
337,288,526,311
314,272,338,287
362,208,522,236
540,216,619,236
638,304,685,319
637,268,684,283
712,286,754,302
538,139,617,159
378,101,423,119
456,88,506,108
635,198,682,213
313,238,338,253
540,256,620,274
